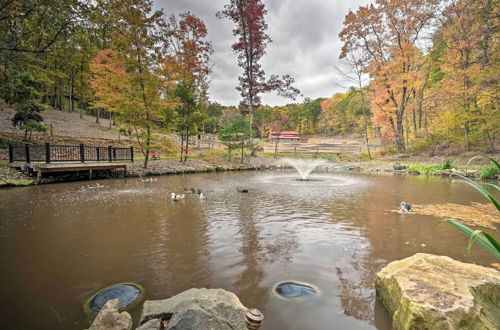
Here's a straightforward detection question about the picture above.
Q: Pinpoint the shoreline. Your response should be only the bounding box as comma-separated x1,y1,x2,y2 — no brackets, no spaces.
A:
1,156,497,188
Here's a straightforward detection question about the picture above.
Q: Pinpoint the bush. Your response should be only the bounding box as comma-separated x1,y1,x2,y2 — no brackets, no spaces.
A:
479,163,499,179
441,158,455,170
408,163,442,173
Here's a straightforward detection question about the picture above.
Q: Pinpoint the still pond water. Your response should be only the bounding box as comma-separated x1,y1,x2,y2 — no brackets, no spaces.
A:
0,171,497,329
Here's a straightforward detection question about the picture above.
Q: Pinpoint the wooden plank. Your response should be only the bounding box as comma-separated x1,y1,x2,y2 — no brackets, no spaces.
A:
38,165,126,173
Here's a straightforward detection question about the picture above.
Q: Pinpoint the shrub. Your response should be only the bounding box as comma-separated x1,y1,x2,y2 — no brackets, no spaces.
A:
479,163,499,179
441,158,455,170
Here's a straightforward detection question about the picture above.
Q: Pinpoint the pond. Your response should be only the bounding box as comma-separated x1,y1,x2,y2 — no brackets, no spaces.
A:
0,170,496,329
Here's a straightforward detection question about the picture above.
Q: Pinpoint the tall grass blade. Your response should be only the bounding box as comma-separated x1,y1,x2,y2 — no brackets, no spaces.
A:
447,220,500,259
467,230,483,255
483,232,500,252
486,183,500,191
465,156,500,171
453,174,500,211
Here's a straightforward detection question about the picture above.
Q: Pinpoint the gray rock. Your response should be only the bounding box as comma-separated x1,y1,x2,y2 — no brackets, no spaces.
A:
393,163,408,170
86,299,132,330
137,288,248,330
376,253,500,330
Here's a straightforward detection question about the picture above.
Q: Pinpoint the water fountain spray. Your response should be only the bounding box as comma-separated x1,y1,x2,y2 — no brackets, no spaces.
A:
281,158,328,180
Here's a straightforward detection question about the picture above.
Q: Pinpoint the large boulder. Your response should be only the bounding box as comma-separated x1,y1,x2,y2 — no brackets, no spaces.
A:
137,288,248,330
376,253,500,330
86,299,132,330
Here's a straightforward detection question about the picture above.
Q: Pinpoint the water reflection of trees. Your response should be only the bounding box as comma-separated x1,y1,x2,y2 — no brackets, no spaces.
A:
145,197,212,298
323,196,382,325
232,195,300,308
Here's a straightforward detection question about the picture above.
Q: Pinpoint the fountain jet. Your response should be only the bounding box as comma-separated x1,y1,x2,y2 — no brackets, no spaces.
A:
281,158,327,180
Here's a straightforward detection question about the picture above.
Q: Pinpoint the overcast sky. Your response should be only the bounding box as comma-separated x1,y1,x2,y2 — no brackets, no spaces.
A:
155,0,370,106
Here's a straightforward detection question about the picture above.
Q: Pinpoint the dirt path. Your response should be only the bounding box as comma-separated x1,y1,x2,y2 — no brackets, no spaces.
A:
0,108,126,140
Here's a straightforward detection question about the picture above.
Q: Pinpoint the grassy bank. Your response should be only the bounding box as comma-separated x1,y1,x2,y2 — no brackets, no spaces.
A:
1,146,498,188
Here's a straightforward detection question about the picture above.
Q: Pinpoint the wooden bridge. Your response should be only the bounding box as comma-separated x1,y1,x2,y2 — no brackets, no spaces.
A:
8,143,134,179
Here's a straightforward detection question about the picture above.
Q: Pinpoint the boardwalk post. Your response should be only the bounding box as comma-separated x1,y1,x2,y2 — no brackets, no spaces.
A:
130,147,134,162
45,143,51,163
96,147,100,161
80,144,85,163
8,144,13,163
25,144,30,163
108,146,113,162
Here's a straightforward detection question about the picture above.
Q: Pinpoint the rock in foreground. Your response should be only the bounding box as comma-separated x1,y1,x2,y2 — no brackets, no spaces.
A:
86,299,132,330
137,288,248,330
376,253,500,330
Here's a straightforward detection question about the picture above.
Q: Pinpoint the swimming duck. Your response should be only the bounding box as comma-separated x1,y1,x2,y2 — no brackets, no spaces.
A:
237,187,249,193
184,187,195,194
171,193,185,201
199,192,206,200
400,201,412,212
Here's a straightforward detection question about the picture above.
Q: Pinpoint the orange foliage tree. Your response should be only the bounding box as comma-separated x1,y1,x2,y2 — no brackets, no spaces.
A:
90,0,168,168
161,13,213,162
339,0,439,152
425,0,499,151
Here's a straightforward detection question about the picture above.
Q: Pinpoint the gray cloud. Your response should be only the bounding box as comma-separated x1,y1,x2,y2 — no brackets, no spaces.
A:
155,0,369,106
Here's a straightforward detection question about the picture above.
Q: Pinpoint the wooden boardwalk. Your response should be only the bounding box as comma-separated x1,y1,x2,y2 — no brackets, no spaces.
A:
9,162,128,179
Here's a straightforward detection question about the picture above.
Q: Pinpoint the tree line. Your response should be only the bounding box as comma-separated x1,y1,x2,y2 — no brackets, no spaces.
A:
1,0,497,165
331,0,499,153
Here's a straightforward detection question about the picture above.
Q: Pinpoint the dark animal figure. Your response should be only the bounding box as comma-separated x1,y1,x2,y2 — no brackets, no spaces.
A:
12,112,44,128
237,187,249,193
400,201,412,212
119,128,132,136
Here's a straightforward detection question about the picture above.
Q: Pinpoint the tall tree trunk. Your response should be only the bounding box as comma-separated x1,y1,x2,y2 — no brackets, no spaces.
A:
184,106,191,163
412,109,417,135
240,135,244,163
96,108,100,124
58,84,62,110
405,115,410,147
180,131,184,163
464,123,470,151
79,61,84,119
395,113,405,153
144,124,151,169
364,117,371,159
249,103,254,142
53,85,58,108
69,69,74,112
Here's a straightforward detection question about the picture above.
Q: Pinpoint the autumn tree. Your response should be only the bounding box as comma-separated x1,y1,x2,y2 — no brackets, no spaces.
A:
339,0,439,152
90,0,167,168
217,0,300,141
162,13,213,162
427,0,499,151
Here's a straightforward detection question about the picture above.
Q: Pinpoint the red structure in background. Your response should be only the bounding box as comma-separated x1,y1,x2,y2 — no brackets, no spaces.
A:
268,131,308,143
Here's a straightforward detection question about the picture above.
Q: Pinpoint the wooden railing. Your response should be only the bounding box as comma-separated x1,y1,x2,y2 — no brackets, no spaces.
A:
8,143,134,163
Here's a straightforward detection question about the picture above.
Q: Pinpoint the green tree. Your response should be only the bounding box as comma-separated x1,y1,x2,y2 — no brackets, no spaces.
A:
6,71,49,140
217,116,255,162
